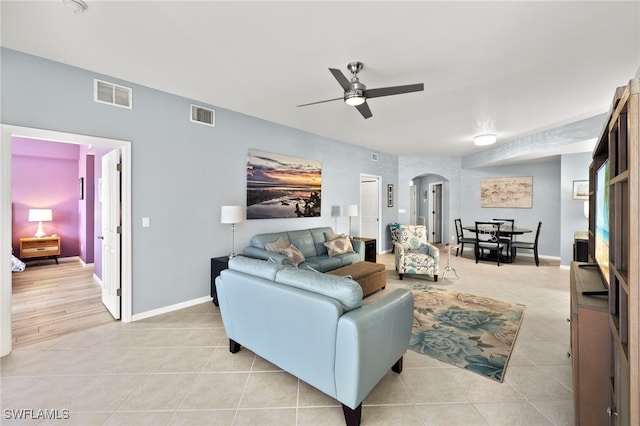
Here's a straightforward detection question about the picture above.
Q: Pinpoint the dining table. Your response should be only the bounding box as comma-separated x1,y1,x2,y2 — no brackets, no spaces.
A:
462,224,532,263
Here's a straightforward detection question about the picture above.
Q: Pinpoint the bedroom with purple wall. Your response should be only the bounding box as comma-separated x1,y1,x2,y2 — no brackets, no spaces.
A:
11,136,98,271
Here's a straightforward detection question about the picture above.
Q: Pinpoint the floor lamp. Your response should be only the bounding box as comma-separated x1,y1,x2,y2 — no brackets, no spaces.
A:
344,204,358,237
221,205,245,258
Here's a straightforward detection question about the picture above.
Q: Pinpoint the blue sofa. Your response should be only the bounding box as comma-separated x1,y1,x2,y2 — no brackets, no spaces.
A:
243,227,365,272
216,256,414,426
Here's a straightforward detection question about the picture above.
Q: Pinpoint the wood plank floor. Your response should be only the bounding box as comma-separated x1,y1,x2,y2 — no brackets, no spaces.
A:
11,257,115,348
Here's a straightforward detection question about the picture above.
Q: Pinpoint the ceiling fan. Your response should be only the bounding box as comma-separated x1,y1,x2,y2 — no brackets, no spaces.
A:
297,61,424,119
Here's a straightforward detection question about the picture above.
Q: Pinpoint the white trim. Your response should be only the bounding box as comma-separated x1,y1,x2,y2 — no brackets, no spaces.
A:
132,296,213,322
0,125,132,357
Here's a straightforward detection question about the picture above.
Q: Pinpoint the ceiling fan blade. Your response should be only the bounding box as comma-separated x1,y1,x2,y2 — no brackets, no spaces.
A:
329,68,352,91
355,102,372,119
365,83,424,99
296,97,343,107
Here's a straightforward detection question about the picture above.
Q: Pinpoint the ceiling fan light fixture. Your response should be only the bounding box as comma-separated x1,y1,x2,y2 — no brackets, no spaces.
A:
345,91,365,106
474,134,497,146
62,0,88,14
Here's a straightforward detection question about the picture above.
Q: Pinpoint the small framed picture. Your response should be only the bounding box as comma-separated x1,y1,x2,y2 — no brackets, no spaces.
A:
572,180,589,200
387,184,394,207
79,177,84,200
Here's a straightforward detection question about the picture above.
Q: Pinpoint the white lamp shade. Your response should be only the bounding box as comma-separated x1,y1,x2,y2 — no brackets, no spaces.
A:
344,204,358,217
221,205,245,224
28,209,52,222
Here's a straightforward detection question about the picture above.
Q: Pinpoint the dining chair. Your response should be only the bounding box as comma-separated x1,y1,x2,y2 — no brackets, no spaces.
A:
454,218,476,256
493,218,515,259
474,221,507,266
511,221,542,266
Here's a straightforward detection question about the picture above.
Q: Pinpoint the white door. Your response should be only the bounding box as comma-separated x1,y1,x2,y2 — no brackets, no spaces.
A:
101,149,121,319
360,176,380,241
410,185,417,225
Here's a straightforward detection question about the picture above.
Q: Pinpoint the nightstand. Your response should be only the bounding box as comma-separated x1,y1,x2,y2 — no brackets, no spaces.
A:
352,237,376,262
210,256,230,306
19,236,61,264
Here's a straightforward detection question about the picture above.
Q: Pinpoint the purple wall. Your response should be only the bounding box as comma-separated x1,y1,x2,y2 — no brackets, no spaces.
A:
12,137,82,259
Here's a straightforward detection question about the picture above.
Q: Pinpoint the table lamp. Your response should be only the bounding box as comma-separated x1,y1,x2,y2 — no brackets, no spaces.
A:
28,208,53,238
221,205,245,258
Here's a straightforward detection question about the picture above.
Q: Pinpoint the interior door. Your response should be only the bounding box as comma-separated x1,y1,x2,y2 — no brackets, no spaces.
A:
428,182,443,243
101,149,121,319
360,177,380,241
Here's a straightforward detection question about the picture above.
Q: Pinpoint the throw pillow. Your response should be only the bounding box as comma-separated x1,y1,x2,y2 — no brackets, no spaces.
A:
323,236,354,257
279,244,305,267
265,237,290,253
325,232,347,241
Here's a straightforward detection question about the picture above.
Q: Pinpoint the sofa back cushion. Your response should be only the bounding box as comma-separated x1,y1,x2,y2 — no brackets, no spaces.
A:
288,229,317,258
275,268,363,311
228,256,281,281
250,231,290,250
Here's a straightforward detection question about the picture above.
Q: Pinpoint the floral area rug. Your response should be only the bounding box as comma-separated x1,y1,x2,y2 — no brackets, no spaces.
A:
409,283,526,382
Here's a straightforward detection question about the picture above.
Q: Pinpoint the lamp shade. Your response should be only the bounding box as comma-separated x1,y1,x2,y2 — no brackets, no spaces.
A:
28,209,52,222
221,205,245,224
344,204,358,217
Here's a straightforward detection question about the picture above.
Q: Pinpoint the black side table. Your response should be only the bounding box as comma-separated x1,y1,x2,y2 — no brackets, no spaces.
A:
210,256,230,306
352,237,376,262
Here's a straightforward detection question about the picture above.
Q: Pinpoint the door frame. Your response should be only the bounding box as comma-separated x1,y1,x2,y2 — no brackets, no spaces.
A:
1,125,132,356
359,174,382,251
428,181,444,243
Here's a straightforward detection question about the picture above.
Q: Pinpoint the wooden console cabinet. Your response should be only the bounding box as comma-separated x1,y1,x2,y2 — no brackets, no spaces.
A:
19,236,61,264
570,262,610,426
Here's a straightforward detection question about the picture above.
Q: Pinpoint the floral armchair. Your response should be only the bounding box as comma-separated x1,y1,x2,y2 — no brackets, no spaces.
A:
394,224,439,281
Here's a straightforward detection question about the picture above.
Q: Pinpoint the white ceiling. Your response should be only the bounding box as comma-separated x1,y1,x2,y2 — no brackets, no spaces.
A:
1,1,639,159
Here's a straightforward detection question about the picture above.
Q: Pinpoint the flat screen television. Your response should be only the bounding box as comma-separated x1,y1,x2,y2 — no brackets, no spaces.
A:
595,159,610,285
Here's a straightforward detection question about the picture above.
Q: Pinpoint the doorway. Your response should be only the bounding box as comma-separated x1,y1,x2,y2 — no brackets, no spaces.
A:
1,125,132,356
359,174,381,246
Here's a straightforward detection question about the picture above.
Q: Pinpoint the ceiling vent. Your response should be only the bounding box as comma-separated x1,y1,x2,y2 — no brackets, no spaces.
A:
94,79,132,109
191,104,215,127
371,153,379,161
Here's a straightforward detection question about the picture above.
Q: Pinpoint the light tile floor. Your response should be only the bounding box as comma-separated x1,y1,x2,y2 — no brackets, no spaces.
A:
1,251,573,425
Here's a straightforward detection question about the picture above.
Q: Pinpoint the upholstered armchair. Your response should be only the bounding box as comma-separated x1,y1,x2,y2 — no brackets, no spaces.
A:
394,224,439,281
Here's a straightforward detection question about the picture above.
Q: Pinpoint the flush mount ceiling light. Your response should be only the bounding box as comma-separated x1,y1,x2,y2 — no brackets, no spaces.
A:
473,134,497,146
63,0,88,14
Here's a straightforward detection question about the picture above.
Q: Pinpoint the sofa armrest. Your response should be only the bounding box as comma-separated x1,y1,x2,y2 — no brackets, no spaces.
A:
243,246,289,264
350,238,365,260
334,289,414,409
421,241,440,265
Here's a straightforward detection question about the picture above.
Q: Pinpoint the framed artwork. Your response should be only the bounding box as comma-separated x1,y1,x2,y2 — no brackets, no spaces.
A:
246,149,322,219
481,176,533,208
572,180,589,200
387,184,394,207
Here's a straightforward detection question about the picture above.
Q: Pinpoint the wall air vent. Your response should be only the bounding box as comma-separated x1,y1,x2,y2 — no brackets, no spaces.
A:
371,153,379,161
94,79,132,109
190,104,215,127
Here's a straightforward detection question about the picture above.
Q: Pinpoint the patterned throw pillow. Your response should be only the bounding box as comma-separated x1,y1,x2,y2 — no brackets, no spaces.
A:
265,237,290,253
325,232,347,241
279,244,305,267
323,236,354,257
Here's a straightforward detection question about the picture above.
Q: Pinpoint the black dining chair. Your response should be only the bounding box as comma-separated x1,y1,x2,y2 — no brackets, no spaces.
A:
454,218,476,256
493,218,515,259
511,221,542,266
474,221,507,266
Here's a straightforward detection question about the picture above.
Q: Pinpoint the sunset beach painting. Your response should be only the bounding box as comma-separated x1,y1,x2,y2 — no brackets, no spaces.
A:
246,149,322,219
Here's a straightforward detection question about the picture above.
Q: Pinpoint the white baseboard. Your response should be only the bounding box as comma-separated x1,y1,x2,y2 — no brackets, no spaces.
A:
93,274,103,287
131,296,213,322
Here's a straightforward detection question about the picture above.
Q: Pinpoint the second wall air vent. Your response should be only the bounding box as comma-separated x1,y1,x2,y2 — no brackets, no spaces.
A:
191,104,215,127
94,79,132,109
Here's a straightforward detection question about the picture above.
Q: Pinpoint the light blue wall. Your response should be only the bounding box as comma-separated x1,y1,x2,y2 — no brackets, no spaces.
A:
560,152,591,267
1,48,398,314
1,47,600,315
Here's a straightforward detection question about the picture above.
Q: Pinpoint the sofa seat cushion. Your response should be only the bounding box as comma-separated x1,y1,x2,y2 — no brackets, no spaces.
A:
275,268,363,311
303,255,342,272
